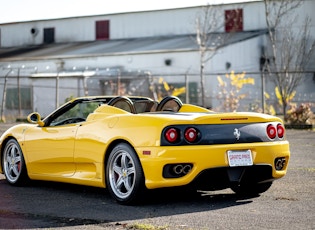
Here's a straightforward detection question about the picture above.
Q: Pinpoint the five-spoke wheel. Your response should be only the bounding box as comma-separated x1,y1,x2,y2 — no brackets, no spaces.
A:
2,139,28,185
106,143,145,204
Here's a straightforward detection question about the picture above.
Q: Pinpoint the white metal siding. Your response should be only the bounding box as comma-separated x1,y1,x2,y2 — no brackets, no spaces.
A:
0,1,276,47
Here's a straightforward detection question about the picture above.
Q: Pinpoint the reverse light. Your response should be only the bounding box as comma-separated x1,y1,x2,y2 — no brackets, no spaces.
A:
266,124,277,139
165,128,179,143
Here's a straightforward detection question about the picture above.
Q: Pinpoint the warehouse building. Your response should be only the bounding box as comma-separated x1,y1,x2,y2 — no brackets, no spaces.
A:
0,0,314,119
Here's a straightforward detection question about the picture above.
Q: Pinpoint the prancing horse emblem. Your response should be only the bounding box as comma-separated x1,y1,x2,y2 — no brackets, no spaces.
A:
233,128,241,140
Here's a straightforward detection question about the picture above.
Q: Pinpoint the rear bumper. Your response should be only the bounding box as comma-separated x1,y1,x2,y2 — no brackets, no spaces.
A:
137,141,290,189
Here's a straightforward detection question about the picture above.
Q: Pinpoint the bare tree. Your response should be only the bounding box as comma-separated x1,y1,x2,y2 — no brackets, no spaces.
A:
196,5,222,107
195,4,242,107
263,0,315,117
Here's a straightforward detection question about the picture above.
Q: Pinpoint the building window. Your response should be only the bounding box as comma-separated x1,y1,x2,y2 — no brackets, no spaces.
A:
225,9,243,32
6,87,32,110
43,28,55,44
96,20,110,40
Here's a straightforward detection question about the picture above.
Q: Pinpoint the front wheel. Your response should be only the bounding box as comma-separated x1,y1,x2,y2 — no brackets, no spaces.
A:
2,139,29,185
106,143,145,205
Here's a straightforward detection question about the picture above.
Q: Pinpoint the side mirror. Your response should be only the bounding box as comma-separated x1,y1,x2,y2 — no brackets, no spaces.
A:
27,112,45,127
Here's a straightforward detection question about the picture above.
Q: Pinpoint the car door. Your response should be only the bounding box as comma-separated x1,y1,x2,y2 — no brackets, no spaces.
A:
24,124,79,177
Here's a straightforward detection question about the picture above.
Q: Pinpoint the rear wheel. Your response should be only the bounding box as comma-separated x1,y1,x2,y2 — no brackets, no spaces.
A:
2,139,29,185
230,182,273,195
106,143,145,204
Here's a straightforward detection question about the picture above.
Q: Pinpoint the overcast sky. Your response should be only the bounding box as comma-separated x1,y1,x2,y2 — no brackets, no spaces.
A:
0,0,258,24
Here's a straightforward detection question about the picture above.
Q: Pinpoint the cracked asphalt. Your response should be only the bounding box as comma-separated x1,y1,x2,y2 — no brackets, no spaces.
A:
0,123,314,229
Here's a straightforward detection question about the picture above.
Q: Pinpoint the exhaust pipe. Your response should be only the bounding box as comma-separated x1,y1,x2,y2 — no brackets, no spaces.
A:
173,164,192,175
182,164,192,174
173,165,184,174
163,163,193,178
275,158,286,170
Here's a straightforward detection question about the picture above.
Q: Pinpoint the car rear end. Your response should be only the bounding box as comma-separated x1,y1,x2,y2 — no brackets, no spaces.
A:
138,112,290,194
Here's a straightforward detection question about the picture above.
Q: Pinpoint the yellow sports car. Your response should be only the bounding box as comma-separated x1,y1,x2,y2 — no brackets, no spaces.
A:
0,96,290,204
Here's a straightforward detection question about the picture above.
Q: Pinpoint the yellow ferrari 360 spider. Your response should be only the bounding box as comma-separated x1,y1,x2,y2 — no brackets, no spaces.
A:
0,96,290,204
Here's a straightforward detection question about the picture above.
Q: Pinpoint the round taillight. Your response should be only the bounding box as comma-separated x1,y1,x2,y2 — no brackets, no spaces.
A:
184,127,198,143
165,128,179,143
277,124,285,138
267,124,277,139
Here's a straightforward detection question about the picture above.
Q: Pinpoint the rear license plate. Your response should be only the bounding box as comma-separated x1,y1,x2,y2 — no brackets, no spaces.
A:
227,150,253,167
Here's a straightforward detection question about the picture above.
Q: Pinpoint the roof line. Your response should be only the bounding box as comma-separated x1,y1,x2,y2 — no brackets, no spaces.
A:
0,29,268,62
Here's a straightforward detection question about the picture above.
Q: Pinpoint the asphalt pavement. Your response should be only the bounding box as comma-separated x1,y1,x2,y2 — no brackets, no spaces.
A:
0,123,314,230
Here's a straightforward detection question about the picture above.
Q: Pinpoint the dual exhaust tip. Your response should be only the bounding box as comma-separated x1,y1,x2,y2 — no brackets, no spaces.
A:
173,164,192,175
163,163,193,178
275,157,286,170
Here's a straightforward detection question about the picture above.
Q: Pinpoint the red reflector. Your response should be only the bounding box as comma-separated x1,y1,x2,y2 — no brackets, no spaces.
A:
165,128,179,143
267,124,277,139
277,124,285,138
143,150,151,155
184,127,198,142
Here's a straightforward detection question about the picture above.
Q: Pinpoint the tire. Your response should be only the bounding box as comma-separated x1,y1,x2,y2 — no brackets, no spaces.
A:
230,182,273,196
106,143,145,204
2,139,29,186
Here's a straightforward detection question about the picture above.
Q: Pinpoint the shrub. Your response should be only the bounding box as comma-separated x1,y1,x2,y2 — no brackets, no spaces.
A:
285,103,314,125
